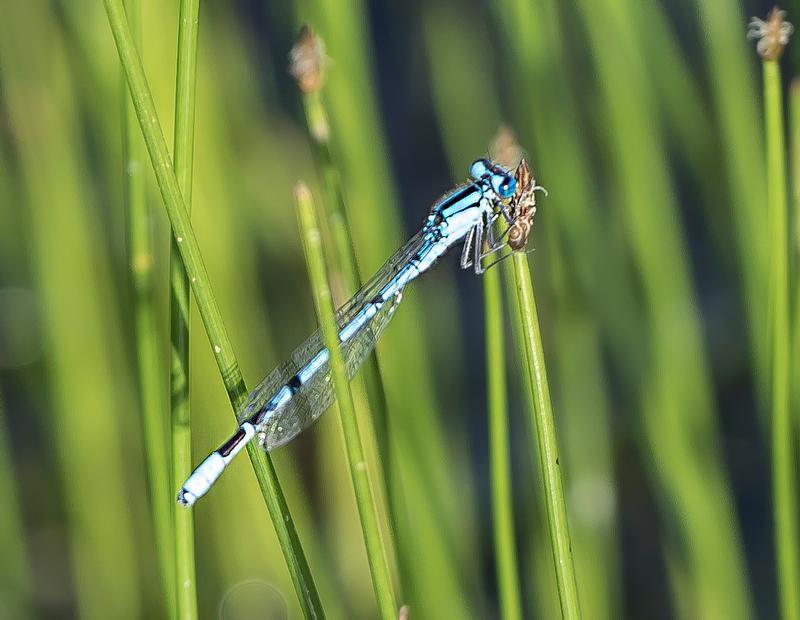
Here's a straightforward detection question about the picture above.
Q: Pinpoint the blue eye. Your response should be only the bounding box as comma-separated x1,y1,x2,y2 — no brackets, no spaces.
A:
492,173,516,198
469,159,491,181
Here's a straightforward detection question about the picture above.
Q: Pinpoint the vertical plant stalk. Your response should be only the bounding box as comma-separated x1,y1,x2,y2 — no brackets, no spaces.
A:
509,253,580,619
121,0,174,613
484,267,524,620
794,80,800,267
300,87,361,293
289,24,398,561
294,183,398,620
791,79,800,458
762,54,800,620
170,0,200,618
103,3,325,617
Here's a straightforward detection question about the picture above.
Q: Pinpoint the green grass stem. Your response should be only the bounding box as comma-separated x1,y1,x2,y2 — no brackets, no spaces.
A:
794,79,800,267
102,3,325,616
791,79,800,470
294,182,398,620
292,33,396,519
170,0,200,617
484,267,524,620
508,254,580,619
301,89,361,295
762,57,800,620
121,1,174,615
298,75,401,603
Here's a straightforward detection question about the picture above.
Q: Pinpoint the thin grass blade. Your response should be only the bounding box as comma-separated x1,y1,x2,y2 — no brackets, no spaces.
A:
758,34,800,620
170,0,201,618
507,253,580,619
484,267,524,620
102,3,325,616
294,182,398,620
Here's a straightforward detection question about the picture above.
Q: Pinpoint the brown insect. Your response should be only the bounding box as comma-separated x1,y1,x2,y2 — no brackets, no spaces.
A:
506,158,546,251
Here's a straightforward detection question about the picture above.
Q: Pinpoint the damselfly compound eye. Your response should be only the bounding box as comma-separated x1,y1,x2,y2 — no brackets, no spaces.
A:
492,173,516,199
469,158,491,180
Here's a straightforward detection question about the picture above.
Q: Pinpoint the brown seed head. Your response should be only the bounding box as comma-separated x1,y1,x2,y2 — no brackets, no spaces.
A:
748,7,793,60
289,25,327,93
490,125,525,170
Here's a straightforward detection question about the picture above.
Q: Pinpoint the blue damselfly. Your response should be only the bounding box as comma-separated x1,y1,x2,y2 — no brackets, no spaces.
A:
178,158,535,506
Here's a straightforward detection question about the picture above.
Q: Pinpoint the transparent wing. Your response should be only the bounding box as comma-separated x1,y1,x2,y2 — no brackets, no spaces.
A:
238,229,427,449
334,228,426,324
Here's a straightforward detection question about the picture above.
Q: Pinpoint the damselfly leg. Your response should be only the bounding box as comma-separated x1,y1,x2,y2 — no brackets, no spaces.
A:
461,210,508,274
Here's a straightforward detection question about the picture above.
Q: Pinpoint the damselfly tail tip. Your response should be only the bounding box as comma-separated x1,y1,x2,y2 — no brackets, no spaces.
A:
177,488,197,507
176,452,227,507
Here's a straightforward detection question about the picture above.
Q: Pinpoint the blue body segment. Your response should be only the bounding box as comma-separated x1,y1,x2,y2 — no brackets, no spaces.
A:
177,159,516,506
298,349,329,383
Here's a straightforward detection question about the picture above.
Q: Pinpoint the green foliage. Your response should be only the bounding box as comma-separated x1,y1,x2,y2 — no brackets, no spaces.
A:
763,56,800,620
0,0,797,618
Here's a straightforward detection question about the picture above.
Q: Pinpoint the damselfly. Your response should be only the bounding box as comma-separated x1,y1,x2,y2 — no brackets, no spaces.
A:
178,158,530,506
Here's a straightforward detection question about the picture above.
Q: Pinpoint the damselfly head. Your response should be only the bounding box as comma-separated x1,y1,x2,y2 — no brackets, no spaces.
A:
469,158,516,199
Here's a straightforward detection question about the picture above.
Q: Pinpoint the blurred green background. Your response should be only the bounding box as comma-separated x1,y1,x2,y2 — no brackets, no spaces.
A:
0,0,797,618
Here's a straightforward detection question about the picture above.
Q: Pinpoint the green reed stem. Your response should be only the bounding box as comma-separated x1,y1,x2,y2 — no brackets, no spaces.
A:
170,0,200,617
302,90,361,294
508,253,580,619
793,80,800,272
294,182,398,620
300,83,398,560
121,0,174,614
103,3,325,617
763,58,800,620
484,267,524,620
791,79,800,472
